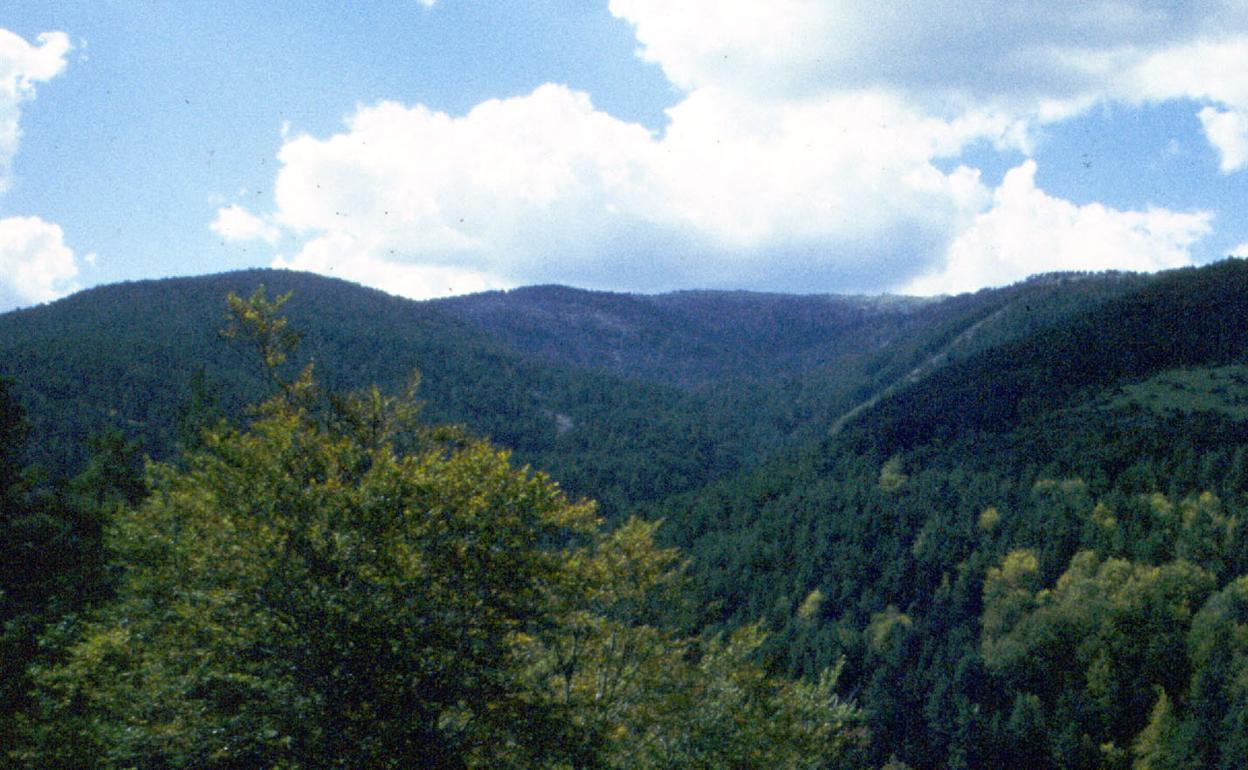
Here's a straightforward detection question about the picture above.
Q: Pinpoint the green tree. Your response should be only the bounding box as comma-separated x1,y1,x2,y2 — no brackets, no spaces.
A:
1182,575,1248,768
525,517,860,768
982,549,1217,769
16,290,861,769
1131,689,1186,770
1,385,145,753
19,314,599,768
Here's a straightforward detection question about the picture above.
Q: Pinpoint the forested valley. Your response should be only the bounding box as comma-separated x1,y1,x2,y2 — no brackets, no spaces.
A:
5,259,1248,767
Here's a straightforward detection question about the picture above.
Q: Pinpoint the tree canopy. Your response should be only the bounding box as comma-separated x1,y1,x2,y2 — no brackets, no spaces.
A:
11,289,859,769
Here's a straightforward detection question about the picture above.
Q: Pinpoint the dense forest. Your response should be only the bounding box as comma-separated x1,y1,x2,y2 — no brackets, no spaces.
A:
4,259,1248,767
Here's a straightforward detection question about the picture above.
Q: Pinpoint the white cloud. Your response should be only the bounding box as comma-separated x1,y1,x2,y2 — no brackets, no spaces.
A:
211,204,281,244
609,1,1231,105
0,216,79,307
256,83,1011,296
0,29,71,192
230,2,1244,299
1119,37,1248,108
0,28,81,313
607,0,834,96
268,85,665,294
610,2,1248,156
272,245,508,301
1105,35,1248,173
1197,106,1248,173
1232,243,1248,257
903,162,1212,296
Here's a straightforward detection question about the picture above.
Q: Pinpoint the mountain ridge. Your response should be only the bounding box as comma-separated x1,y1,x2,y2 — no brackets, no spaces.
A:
8,260,1248,767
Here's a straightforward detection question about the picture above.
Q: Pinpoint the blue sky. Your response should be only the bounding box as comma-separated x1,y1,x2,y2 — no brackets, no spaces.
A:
1,1,1247,310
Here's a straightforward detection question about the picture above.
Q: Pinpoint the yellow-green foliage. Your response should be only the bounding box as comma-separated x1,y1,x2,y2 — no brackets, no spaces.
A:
797,588,825,620
981,549,1041,650
1132,689,1181,770
867,605,913,655
981,547,1218,766
1176,491,1238,570
1090,501,1117,533
1033,477,1088,495
879,454,908,491
978,506,1002,532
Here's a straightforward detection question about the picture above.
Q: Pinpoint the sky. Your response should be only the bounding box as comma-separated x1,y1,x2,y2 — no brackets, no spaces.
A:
2,1,1248,311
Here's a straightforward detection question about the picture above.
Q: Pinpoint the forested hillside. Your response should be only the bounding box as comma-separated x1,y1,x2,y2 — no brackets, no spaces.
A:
436,284,940,389
0,270,752,518
4,260,1248,767
0,267,1147,509
653,259,1248,767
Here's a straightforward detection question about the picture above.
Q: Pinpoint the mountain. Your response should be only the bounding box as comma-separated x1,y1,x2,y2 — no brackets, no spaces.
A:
434,271,1151,453
435,284,939,389
0,267,1147,510
433,272,1151,393
0,270,741,516
7,261,1248,767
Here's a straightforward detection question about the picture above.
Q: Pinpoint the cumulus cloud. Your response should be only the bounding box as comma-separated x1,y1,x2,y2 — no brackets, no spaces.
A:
211,204,281,244
0,216,79,307
232,2,1248,299
269,85,664,292
0,28,71,191
260,83,1006,295
903,162,1212,295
